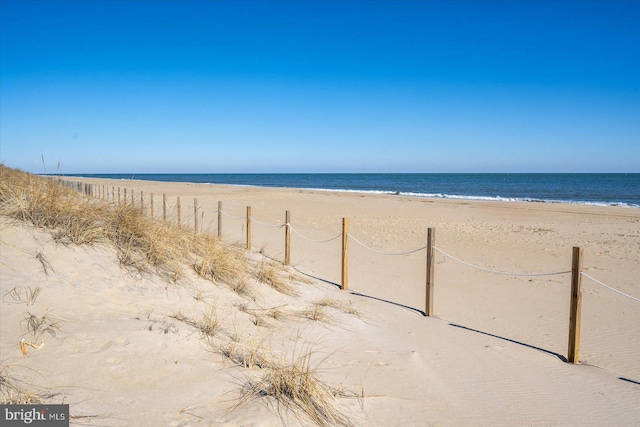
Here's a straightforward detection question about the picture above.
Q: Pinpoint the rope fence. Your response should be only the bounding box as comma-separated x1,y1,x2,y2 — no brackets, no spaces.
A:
349,234,428,256
290,225,343,243
581,272,640,303
65,179,639,365
433,246,572,277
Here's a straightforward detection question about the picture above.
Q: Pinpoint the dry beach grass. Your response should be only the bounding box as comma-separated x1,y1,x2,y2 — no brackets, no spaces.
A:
0,165,359,425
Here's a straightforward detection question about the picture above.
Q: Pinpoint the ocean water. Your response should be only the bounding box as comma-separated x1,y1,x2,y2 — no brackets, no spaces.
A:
64,173,640,208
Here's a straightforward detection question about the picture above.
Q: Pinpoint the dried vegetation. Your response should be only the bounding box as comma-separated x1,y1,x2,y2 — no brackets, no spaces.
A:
0,165,359,426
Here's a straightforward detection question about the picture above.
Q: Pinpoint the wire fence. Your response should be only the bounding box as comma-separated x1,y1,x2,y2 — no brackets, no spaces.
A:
67,179,640,365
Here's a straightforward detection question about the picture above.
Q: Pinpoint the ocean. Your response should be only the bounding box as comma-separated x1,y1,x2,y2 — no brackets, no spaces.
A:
64,173,640,208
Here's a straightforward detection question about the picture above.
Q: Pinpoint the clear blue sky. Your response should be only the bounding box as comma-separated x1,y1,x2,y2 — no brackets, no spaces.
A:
1,0,639,174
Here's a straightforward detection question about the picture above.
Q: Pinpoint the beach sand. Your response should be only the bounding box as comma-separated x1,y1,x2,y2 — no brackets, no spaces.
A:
2,177,639,426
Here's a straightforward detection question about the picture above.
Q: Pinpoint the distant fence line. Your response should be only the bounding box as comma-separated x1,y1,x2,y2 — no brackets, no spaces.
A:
64,180,639,365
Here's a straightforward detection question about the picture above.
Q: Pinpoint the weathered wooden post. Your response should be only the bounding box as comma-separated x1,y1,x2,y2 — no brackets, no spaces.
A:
218,201,222,238
163,194,167,221
568,246,584,364
140,191,144,214
284,211,291,265
150,193,154,218
425,228,436,316
177,196,181,225
246,206,252,250
194,198,198,234
341,218,349,290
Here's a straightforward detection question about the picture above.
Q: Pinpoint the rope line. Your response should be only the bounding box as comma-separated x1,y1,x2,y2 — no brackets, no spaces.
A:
249,216,286,228
219,209,247,220
581,272,640,303
433,246,571,277
289,224,342,243
348,234,428,256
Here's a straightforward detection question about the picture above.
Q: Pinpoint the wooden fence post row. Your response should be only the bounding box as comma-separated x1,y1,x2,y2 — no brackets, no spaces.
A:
65,181,593,366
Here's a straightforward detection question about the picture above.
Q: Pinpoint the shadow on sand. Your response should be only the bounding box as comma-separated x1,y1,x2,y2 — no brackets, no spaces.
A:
294,269,567,360
447,323,568,362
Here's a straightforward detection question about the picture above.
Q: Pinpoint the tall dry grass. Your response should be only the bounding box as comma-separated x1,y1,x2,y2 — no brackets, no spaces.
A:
0,165,356,426
237,349,355,427
0,165,254,284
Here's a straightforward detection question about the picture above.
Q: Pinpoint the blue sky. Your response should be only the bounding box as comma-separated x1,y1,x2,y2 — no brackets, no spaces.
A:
1,0,639,173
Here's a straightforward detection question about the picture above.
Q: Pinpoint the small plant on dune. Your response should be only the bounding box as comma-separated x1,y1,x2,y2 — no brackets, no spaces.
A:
251,313,269,328
236,347,355,427
220,339,272,369
256,259,298,296
171,303,221,338
290,303,334,324
23,310,62,341
193,234,251,293
264,306,287,321
314,298,361,319
0,363,57,404
35,251,54,277
3,286,42,306
201,305,221,337
108,204,188,280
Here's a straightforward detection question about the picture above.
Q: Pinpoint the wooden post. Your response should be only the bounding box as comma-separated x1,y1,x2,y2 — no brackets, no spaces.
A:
425,228,436,316
118,188,121,204
124,188,127,206
246,206,252,250
217,201,222,238
284,211,291,265
568,246,584,364
341,218,349,290
194,198,198,234
130,190,134,207
150,193,154,218
140,191,144,214
163,194,167,221
177,196,181,225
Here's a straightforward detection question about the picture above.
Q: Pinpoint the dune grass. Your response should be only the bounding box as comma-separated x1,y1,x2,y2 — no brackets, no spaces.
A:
0,165,357,426
0,165,269,286
237,349,355,427
0,363,56,404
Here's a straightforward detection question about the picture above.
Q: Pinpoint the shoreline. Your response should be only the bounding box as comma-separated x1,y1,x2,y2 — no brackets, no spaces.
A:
54,173,640,208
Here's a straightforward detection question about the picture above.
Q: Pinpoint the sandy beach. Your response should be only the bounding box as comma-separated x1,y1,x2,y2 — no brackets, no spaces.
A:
2,176,639,426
